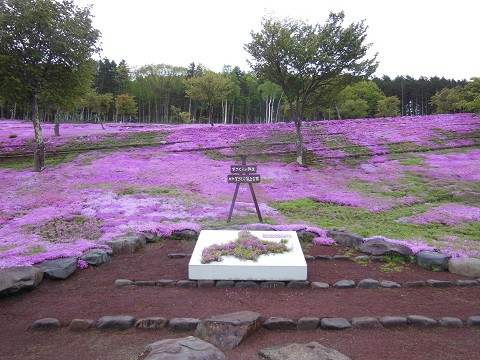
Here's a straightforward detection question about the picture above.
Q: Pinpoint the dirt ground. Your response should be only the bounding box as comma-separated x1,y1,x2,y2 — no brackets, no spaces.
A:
0,241,479,360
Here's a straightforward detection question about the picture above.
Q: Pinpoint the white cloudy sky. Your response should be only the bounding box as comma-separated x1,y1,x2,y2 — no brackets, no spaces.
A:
73,0,479,80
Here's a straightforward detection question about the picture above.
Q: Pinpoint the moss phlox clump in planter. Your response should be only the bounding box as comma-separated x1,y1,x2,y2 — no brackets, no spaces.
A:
201,230,291,264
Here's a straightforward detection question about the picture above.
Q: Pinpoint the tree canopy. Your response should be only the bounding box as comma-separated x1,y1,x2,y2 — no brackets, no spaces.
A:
0,0,100,170
245,12,378,164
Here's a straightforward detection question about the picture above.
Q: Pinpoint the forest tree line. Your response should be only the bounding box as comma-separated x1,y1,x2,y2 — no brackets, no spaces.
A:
1,58,477,124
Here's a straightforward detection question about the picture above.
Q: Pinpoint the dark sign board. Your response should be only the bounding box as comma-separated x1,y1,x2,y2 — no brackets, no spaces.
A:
227,174,261,183
231,165,257,173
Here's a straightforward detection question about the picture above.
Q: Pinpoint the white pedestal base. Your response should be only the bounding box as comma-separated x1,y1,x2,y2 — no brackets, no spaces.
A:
188,230,307,281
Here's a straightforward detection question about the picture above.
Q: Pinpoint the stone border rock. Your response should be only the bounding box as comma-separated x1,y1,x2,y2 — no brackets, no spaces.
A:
30,314,480,332
114,278,479,290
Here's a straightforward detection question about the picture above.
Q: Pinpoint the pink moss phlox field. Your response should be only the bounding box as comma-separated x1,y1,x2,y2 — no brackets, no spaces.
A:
1,114,479,267
397,204,480,226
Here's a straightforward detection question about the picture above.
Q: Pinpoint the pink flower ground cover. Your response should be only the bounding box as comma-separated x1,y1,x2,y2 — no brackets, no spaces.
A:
0,114,479,267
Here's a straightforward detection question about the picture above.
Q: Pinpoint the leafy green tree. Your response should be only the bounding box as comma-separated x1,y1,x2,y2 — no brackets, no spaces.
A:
184,71,233,124
430,87,465,114
0,0,100,171
115,94,138,121
340,99,368,119
462,77,480,114
375,96,400,117
245,12,377,165
338,81,385,117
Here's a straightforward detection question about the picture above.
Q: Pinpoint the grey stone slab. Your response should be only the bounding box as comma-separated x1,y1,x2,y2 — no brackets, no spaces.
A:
260,281,286,289
97,316,136,330
115,279,133,286
263,317,297,330
287,281,310,289
297,317,320,330
353,256,370,263
177,280,197,288
135,317,167,330
357,279,380,289
455,279,478,287
426,279,455,288
168,253,188,259
332,280,356,289
32,318,61,330
415,251,450,269
134,280,157,286
259,342,352,360
449,258,480,278
80,248,113,266
198,280,215,288
235,281,260,289
195,311,262,350
315,255,333,260
467,316,480,327
379,316,408,328
358,238,413,257
380,280,401,288
156,279,176,287
407,315,437,327
402,281,426,288
34,257,77,280
0,266,44,297
439,317,463,328
327,231,364,247
144,336,225,360
332,255,351,261
105,232,146,254
215,280,235,288
169,318,201,331
304,255,315,261
311,282,330,290
352,317,383,329
143,231,157,243
68,319,94,331
320,318,351,330
171,229,199,240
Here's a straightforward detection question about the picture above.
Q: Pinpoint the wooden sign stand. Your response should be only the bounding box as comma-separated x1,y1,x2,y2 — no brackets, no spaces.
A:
227,155,263,223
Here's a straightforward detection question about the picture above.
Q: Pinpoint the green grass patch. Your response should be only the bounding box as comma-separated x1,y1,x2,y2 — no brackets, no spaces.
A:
271,198,478,243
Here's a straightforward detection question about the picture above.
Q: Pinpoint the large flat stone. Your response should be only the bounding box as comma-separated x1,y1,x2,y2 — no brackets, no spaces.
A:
34,257,77,280
195,311,261,349
0,266,44,297
358,238,413,257
320,318,351,330
105,233,146,254
326,231,364,247
80,248,113,266
144,336,225,360
415,251,450,269
170,318,201,331
259,342,352,360
407,315,437,327
449,258,480,278
32,318,61,330
263,317,297,330
189,230,306,281
97,316,136,330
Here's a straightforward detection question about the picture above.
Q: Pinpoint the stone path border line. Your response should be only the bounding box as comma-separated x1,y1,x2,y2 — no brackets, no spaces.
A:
114,278,480,289
30,314,480,331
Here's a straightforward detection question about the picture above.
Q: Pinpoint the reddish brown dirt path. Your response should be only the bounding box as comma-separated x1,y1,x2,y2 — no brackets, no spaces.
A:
0,241,479,360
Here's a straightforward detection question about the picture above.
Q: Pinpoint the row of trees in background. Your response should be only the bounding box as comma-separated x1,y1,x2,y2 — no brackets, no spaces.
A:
1,57,475,124
1,1,479,171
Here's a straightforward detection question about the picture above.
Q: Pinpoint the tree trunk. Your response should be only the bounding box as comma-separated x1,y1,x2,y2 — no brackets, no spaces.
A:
294,118,306,166
336,106,342,120
31,94,46,172
54,109,60,136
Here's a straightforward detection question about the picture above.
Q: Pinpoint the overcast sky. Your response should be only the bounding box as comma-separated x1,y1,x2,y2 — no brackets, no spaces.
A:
73,0,479,80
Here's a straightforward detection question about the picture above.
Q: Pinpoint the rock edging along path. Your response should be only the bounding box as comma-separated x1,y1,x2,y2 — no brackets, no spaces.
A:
114,278,480,290
2,228,480,298
30,314,480,332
